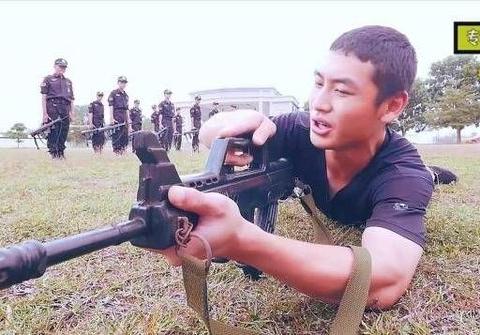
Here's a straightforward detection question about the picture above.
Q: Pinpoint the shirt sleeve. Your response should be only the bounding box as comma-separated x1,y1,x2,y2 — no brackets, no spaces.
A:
68,79,75,100
40,77,49,94
268,111,306,161
88,103,94,114
366,171,434,248
108,91,115,106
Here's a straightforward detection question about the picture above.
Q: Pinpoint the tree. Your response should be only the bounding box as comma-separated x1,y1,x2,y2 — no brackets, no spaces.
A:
426,88,480,143
427,55,480,100
73,104,89,125
390,79,429,136
425,55,480,143
68,105,89,146
6,123,28,148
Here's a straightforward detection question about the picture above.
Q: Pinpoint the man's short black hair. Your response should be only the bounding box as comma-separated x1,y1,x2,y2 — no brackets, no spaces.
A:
330,25,417,105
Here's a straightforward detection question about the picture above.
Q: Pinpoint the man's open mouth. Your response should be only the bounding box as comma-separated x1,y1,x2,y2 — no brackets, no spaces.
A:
311,118,333,135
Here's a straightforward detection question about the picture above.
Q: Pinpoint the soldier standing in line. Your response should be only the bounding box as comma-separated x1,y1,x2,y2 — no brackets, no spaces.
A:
88,91,106,153
129,99,143,132
40,58,75,159
151,104,160,131
107,76,129,155
158,89,175,151
190,95,202,153
150,104,163,144
208,101,220,118
129,99,143,152
173,107,183,151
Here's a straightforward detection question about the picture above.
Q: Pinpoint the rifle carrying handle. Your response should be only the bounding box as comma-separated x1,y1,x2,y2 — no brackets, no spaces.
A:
0,240,47,289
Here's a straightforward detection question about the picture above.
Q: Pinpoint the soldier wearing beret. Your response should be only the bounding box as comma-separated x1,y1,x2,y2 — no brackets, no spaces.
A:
190,95,202,153
208,101,220,118
107,76,129,154
40,58,74,159
158,89,175,151
88,91,106,153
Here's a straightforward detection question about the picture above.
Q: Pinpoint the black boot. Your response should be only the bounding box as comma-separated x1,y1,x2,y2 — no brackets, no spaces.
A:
428,165,458,185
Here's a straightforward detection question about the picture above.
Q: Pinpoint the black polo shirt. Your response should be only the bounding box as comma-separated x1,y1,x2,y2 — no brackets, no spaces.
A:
269,112,434,248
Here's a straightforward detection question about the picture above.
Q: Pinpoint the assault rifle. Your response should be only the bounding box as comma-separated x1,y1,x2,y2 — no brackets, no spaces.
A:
30,117,67,150
154,126,167,139
183,128,199,142
0,130,295,289
81,122,126,141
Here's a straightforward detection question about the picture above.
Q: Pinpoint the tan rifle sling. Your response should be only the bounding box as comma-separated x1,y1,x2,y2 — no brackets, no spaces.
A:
177,182,372,335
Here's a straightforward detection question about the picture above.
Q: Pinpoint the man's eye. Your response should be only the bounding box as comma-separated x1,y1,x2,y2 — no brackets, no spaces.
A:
334,88,351,96
315,82,324,88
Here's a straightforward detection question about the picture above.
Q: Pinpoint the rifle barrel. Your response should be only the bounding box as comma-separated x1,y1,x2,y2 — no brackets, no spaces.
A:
30,117,65,137
81,123,126,135
0,218,147,289
45,218,147,266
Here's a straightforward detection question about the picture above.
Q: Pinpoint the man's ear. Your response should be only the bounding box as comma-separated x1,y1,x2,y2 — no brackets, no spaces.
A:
378,91,409,124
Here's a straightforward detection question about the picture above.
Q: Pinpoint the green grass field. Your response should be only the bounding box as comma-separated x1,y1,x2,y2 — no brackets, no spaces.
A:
0,145,479,335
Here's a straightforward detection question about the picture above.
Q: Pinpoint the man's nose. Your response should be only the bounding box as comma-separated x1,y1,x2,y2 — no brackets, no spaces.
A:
310,89,332,113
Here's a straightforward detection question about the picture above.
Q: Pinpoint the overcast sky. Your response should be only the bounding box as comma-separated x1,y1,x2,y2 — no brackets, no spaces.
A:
0,0,479,140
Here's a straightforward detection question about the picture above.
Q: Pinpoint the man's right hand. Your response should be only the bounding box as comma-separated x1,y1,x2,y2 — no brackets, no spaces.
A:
42,115,50,124
199,110,277,166
150,185,253,266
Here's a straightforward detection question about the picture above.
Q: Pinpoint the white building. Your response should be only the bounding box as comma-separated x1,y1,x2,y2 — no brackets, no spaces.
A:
174,87,299,129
